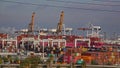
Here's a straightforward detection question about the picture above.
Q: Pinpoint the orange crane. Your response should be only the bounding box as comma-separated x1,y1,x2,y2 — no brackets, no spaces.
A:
28,12,35,32
15,12,36,34
56,11,64,35
15,12,39,41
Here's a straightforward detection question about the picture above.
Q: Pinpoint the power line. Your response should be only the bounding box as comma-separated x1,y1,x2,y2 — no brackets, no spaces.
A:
93,0,120,3
1,0,120,13
46,0,120,6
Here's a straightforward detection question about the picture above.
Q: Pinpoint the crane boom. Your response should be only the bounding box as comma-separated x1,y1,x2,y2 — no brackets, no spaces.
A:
77,28,91,31
15,12,39,35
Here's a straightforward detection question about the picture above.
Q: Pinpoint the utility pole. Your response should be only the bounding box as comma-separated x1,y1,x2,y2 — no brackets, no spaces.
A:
103,32,107,40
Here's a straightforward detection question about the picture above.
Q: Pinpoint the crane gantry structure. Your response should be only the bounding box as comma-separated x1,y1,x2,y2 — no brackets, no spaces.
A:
56,11,64,35
15,12,37,34
28,12,35,33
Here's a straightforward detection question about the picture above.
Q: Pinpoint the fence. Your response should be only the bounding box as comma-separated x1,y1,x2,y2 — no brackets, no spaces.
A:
0,64,119,68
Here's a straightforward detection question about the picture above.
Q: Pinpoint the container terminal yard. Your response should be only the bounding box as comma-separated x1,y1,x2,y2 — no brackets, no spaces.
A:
0,11,120,68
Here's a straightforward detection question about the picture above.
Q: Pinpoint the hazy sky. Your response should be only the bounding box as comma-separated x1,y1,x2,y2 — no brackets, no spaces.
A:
0,0,120,36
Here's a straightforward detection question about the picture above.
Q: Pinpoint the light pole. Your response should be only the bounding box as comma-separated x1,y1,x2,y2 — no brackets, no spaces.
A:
70,47,73,68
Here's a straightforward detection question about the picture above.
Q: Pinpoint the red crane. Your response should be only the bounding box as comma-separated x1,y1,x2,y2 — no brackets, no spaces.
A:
77,28,91,31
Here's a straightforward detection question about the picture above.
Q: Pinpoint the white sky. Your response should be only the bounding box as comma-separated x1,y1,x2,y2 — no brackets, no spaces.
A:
0,0,120,36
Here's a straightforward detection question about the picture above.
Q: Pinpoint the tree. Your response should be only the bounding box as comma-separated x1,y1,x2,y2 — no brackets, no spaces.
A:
20,55,42,68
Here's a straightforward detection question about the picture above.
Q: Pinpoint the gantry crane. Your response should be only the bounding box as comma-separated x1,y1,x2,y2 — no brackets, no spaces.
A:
56,11,64,35
15,12,37,35
15,12,38,41
78,27,91,37
28,12,35,33
78,24,102,37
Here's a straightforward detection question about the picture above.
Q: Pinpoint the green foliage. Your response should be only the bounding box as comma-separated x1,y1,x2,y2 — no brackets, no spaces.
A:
2,56,9,62
106,61,112,65
20,58,31,68
3,55,12,62
67,66,71,68
81,62,86,68
20,56,42,68
0,56,3,64
56,65,60,68
14,56,20,64
49,54,54,60
46,54,54,64
91,60,98,65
